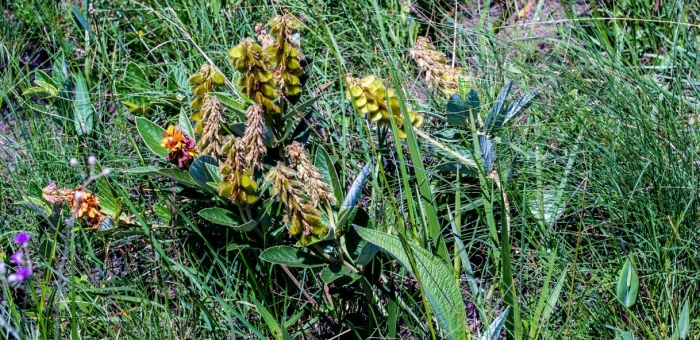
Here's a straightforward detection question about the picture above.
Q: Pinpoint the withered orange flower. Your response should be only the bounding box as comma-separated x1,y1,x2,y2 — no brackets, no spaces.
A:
161,125,198,168
70,188,104,227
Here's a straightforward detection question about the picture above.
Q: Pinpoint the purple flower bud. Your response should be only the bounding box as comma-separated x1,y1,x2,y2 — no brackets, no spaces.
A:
9,252,23,265
13,233,30,245
8,267,32,283
0,261,6,275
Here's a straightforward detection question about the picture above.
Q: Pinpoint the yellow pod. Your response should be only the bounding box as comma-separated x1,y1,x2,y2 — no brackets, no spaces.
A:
412,114,424,128
255,70,273,83
369,111,383,122
354,95,367,108
219,164,232,175
211,71,225,86
188,72,205,84
360,75,376,87
311,223,327,236
289,215,302,236
286,85,301,96
261,84,277,99
365,100,379,113
190,97,204,110
396,128,407,139
287,58,300,70
349,86,363,98
218,181,234,197
194,121,204,136
228,45,245,59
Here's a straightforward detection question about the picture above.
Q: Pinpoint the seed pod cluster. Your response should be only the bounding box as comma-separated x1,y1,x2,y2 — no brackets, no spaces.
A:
188,64,226,135
228,38,281,115
265,14,304,97
218,138,259,205
346,75,424,138
266,164,327,245
410,37,462,96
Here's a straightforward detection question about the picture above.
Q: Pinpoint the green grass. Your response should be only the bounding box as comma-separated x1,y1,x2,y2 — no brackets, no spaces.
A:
2,0,700,339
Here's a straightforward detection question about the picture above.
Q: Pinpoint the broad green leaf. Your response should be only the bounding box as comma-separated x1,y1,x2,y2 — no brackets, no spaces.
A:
198,207,254,231
356,227,467,340
679,299,690,339
340,162,370,209
122,166,198,188
73,72,94,136
153,204,172,225
189,156,220,191
14,197,51,218
501,90,539,128
23,80,58,98
251,296,290,340
259,246,327,268
528,190,564,227
213,92,247,119
616,258,639,308
35,69,59,89
446,90,480,128
314,146,342,205
446,94,467,127
320,266,361,286
483,81,512,134
70,5,94,40
479,135,495,173
135,117,168,158
179,108,195,139
479,307,509,340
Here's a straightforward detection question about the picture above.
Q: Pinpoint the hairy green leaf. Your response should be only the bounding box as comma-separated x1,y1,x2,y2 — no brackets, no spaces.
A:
616,258,639,308
356,227,468,340
135,117,168,158
259,246,327,268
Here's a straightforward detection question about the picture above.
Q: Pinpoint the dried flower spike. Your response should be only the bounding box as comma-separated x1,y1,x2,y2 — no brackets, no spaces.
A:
242,104,267,169
42,182,74,205
218,138,259,205
265,164,328,245
161,125,198,168
410,37,463,96
197,95,225,161
286,142,335,207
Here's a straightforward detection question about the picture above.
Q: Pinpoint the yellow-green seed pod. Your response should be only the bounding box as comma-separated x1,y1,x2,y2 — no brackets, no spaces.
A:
218,181,233,197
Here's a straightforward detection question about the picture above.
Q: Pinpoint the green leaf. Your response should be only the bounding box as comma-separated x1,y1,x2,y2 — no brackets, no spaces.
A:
356,227,467,340
153,204,172,224
259,246,327,268
314,146,342,205
189,156,219,191
446,94,467,127
479,307,509,340
446,90,480,127
213,92,247,120
179,108,195,139
23,79,59,98
483,81,512,134
320,266,361,286
479,135,495,173
679,299,690,339
122,166,198,188
251,296,290,340
14,197,51,218
198,207,254,231
341,162,370,209
70,5,94,40
96,217,118,236
35,69,59,89
616,257,639,308
73,72,94,136
135,117,168,158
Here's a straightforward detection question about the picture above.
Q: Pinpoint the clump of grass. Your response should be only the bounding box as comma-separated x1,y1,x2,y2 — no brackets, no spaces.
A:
1,0,700,339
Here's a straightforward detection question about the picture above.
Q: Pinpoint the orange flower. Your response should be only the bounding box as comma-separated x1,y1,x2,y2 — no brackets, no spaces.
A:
70,189,104,227
161,125,198,168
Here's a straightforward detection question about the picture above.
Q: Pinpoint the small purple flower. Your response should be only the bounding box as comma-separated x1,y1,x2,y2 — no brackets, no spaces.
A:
7,267,31,283
9,252,23,265
13,233,30,245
